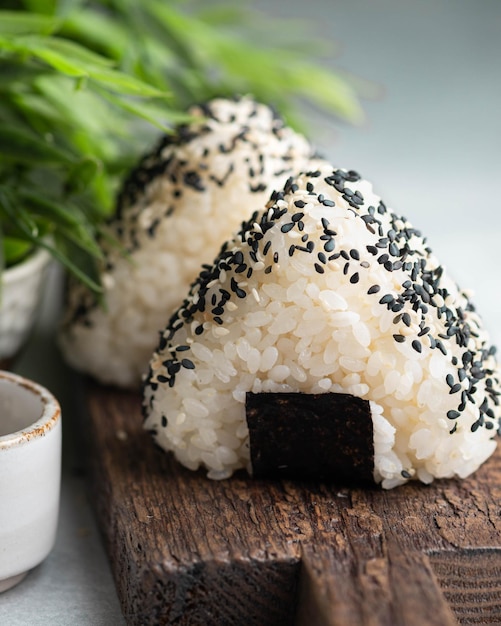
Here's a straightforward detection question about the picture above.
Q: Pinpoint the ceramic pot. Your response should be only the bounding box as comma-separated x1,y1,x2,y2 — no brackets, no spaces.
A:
0,370,62,593
0,247,51,369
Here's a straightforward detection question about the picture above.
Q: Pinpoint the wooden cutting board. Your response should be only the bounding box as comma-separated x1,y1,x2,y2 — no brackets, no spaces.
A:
82,380,501,625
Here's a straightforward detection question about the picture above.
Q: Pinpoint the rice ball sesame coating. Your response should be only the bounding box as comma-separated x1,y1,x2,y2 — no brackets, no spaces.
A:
143,162,501,489
59,96,317,387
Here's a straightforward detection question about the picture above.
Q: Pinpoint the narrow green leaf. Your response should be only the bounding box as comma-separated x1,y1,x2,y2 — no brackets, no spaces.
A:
34,74,125,141
0,123,74,164
197,5,250,26
0,11,58,36
90,68,169,98
60,9,129,59
17,190,103,259
97,88,190,131
18,188,86,228
289,63,365,124
38,236,103,292
0,187,39,239
3,236,34,266
21,0,57,16
64,156,101,196
32,36,116,68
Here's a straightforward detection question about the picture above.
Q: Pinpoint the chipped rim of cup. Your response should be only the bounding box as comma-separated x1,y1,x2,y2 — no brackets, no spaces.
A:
0,370,61,450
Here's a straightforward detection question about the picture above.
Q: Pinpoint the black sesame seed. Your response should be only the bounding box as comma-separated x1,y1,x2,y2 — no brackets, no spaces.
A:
324,239,335,252
281,223,295,233
389,242,400,257
314,263,325,274
471,366,485,380
447,410,461,420
379,294,394,305
350,272,360,284
401,470,411,479
368,285,380,295
393,334,406,343
411,340,422,353
181,358,195,369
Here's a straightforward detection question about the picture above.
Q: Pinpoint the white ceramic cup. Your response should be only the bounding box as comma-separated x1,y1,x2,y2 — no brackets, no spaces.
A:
0,371,62,593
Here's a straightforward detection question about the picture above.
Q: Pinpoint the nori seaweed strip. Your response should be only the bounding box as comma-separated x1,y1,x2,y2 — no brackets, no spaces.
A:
246,392,374,484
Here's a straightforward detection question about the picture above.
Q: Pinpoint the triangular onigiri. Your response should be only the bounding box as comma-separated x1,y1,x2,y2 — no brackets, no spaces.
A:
59,97,316,387
143,162,501,489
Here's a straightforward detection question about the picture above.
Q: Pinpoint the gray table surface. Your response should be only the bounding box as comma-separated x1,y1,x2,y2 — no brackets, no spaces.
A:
1,1,500,624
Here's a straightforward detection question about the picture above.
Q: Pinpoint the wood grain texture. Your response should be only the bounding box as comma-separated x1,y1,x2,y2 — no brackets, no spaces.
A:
82,381,501,625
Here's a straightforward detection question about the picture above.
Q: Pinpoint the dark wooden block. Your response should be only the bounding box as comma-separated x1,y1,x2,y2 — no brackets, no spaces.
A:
82,380,501,625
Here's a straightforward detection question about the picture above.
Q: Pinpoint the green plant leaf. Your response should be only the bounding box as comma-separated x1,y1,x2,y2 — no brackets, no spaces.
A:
3,236,34,266
0,186,39,238
39,235,103,292
60,9,130,60
0,123,75,164
287,63,365,124
89,67,170,98
17,189,104,258
0,11,58,36
34,74,125,146
64,156,101,196
97,88,192,131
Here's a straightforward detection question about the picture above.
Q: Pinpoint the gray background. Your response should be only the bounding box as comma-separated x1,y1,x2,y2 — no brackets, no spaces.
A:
2,1,500,623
